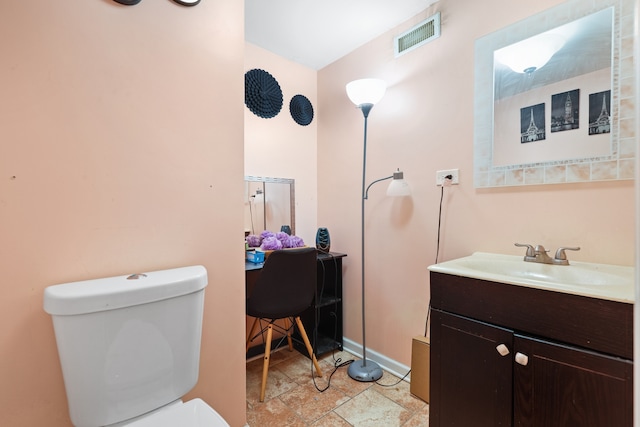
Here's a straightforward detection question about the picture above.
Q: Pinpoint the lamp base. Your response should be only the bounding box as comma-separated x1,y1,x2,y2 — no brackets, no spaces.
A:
348,359,383,382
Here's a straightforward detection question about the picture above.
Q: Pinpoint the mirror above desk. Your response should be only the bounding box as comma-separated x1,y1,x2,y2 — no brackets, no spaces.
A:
244,176,295,236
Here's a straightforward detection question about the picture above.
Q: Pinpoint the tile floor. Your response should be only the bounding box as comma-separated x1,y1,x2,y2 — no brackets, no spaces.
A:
246,348,429,426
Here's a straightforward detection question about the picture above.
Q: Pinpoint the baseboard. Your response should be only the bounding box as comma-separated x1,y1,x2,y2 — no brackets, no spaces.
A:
342,337,412,382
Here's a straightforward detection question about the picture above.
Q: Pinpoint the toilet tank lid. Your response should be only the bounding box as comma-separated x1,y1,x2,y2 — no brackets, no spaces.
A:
44,265,208,316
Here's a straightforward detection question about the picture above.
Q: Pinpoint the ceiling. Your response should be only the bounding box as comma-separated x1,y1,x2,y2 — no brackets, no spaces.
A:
245,1,613,100
494,7,613,100
245,0,440,70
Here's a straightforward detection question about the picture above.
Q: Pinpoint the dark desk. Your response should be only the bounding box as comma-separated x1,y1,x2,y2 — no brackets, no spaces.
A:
245,251,347,358
244,251,346,271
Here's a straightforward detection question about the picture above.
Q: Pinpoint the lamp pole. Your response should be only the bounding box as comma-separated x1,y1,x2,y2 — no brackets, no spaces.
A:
348,102,385,382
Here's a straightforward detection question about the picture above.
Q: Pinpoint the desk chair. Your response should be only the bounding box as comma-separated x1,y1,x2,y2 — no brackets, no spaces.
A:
246,247,323,402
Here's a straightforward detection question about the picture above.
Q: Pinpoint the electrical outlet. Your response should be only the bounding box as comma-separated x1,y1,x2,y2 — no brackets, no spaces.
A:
436,169,459,186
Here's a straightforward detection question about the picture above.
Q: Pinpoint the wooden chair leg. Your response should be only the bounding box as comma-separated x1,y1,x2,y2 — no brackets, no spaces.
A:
294,316,323,378
259,323,273,402
284,317,294,351
246,317,258,353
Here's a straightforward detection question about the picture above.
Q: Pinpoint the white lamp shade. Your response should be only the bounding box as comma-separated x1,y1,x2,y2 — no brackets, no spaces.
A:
494,33,565,74
386,170,411,197
346,78,387,106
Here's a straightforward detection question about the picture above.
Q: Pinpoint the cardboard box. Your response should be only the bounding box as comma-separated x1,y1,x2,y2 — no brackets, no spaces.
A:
410,336,430,403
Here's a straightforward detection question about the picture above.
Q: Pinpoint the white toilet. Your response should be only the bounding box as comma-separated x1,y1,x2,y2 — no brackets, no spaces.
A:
43,265,230,427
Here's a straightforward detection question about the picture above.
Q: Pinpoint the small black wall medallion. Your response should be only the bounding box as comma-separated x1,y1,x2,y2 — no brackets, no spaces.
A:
315,227,331,253
289,94,314,126
172,0,201,6
112,0,200,6
244,69,283,119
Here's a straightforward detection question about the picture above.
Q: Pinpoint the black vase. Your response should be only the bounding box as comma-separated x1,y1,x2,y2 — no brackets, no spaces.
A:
280,225,291,235
315,227,330,253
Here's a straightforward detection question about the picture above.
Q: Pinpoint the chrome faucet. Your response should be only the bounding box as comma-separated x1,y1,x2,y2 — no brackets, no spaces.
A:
514,243,580,265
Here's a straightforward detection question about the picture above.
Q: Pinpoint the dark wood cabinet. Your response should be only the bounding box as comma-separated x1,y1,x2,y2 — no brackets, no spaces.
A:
294,252,346,357
431,310,513,426
513,334,632,427
430,271,633,427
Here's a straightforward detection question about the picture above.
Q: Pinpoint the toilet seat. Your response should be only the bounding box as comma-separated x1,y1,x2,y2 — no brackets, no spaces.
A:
121,399,229,427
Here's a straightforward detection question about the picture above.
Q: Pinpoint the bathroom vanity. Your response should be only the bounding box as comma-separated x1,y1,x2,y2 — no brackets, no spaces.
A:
428,253,633,427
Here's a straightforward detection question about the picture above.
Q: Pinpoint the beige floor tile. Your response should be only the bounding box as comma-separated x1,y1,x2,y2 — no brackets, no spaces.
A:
402,404,430,427
246,350,430,427
333,388,413,427
246,367,300,404
373,376,428,413
278,379,350,423
274,352,325,383
309,412,352,427
246,397,306,427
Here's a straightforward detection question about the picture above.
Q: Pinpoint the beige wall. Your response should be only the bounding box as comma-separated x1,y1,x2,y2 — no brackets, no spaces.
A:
244,43,318,245
243,43,319,351
317,0,635,367
1,1,635,424
0,1,247,426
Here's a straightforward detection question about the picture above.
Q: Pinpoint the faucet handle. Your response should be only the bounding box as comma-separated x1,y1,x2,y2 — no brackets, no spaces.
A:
554,246,580,260
514,243,535,257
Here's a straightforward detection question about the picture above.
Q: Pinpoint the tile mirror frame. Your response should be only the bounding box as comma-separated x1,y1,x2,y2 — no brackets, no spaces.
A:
473,0,635,187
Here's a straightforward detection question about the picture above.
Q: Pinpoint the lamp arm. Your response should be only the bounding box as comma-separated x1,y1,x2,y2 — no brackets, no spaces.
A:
364,175,393,200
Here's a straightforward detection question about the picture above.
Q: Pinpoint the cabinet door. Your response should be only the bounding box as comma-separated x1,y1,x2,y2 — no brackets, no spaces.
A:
513,334,633,427
431,309,513,427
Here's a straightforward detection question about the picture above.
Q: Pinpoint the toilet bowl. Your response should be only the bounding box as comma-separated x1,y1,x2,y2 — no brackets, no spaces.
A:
44,266,230,427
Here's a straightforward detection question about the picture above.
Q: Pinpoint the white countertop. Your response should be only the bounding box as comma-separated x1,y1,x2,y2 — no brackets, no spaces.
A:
428,252,635,304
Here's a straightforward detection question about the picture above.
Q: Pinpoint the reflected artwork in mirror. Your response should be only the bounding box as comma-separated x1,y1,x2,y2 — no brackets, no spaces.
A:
474,0,634,187
244,176,295,236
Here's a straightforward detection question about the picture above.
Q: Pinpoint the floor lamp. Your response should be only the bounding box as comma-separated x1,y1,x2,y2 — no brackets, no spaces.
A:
345,78,411,382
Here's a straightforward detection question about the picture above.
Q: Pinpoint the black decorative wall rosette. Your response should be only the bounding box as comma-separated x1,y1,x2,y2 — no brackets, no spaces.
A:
244,69,283,119
112,0,200,5
289,94,314,126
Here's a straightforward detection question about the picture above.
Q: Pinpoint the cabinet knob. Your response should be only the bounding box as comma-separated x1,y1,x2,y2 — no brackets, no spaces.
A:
515,352,529,366
496,344,510,356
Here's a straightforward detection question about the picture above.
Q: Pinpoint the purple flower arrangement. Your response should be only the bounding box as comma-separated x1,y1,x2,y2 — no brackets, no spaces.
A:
246,230,305,250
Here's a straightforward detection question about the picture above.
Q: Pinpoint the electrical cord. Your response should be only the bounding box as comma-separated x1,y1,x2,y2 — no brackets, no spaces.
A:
310,248,420,389
424,299,432,337
310,248,427,390
310,252,356,393
372,180,450,388
431,176,451,335
435,175,452,264
376,368,411,387
313,177,451,391
312,338,354,393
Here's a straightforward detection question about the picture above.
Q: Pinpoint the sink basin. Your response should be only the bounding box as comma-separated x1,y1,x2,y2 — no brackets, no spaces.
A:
428,252,634,303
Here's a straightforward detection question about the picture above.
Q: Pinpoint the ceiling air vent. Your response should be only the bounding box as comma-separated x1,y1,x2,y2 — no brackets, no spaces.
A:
394,12,441,58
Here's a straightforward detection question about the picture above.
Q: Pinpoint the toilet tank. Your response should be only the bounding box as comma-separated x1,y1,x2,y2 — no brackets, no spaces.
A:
43,266,208,427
